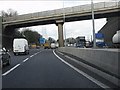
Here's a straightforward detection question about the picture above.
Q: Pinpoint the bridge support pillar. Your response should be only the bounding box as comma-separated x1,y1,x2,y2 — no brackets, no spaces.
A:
2,26,16,50
56,20,64,47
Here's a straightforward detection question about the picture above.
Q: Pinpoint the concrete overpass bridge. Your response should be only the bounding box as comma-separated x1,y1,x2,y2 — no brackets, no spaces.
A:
1,2,120,49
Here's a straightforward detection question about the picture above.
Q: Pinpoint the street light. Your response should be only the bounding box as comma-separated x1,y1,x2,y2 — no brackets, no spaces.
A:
91,0,96,48
63,0,67,47
21,28,26,38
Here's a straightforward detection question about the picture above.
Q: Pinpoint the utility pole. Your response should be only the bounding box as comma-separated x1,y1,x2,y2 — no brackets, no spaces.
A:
63,0,67,47
22,28,26,38
91,0,96,48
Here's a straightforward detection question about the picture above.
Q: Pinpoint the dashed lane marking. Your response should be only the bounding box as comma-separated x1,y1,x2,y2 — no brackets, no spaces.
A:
33,51,40,56
2,64,20,76
2,51,41,76
23,58,29,63
30,55,34,57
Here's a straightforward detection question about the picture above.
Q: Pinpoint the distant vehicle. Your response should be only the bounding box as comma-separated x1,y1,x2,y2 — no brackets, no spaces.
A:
112,30,120,44
13,38,29,55
67,44,70,47
76,43,85,48
50,43,56,49
44,42,50,49
36,45,40,49
55,43,59,48
112,30,120,48
95,33,105,48
76,36,86,48
0,48,11,67
30,44,36,49
85,41,93,48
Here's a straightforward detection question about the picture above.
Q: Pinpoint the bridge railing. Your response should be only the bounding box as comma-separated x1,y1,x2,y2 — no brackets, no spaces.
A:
2,2,119,23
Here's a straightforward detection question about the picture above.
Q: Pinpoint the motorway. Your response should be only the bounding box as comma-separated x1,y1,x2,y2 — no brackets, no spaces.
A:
2,48,104,88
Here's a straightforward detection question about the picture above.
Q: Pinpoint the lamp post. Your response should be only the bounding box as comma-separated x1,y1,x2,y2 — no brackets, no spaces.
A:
63,0,67,47
91,0,96,48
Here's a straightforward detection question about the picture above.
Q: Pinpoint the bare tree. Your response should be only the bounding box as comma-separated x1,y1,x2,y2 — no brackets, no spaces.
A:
0,9,18,17
48,37,56,43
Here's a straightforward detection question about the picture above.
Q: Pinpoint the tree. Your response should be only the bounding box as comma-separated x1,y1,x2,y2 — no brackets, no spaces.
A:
14,29,23,38
1,9,21,38
48,37,56,43
66,38,76,44
21,28,42,45
1,9,18,17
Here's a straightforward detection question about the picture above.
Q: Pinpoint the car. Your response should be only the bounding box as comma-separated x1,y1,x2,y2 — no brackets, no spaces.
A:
85,41,93,48
76,43,85,48
0,48,11,67
36,46,40,49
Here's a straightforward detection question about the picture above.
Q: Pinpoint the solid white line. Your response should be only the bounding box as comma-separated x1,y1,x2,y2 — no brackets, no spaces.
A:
53,50,110,89
2,64,20,76
23,58,29,62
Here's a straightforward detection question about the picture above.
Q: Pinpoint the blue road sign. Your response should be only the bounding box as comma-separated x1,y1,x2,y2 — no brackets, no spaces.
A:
39,38,45,44
95,33,104,39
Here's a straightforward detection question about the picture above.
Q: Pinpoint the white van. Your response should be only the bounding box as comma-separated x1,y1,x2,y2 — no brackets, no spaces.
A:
50,43,56,49
13,38,29,55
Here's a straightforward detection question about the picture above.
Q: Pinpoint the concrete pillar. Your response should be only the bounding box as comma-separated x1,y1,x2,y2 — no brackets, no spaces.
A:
2,26,16,50
56,20,64,47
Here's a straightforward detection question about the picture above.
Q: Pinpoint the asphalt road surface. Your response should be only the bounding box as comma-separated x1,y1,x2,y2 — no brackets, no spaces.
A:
2,48,102,88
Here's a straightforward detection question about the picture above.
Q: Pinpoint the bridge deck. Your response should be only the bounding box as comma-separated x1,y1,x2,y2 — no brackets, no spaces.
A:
3,2,119,26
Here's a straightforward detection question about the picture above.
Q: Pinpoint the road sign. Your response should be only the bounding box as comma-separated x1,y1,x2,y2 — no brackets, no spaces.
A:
39,38,45,44
95,33,104,39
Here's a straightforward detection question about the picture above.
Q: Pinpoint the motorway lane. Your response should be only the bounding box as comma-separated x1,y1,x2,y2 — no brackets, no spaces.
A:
2,49,42,73
2,49,101,88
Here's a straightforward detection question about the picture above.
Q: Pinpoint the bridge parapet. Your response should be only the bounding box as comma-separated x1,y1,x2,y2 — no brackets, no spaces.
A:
2,2,119,24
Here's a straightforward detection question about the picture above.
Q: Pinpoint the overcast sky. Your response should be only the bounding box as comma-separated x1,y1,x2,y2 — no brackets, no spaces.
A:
0,0,119,41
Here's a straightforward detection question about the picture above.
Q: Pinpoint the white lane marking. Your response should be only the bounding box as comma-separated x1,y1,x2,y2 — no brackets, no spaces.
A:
34,53,37,56
2,64,20,76
31,51,40,57
57,51,64,56
30,55,34,57
38,51,41,53
37,51,40,54
23,58,29,63
2,51,42,76
53,50,110,89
